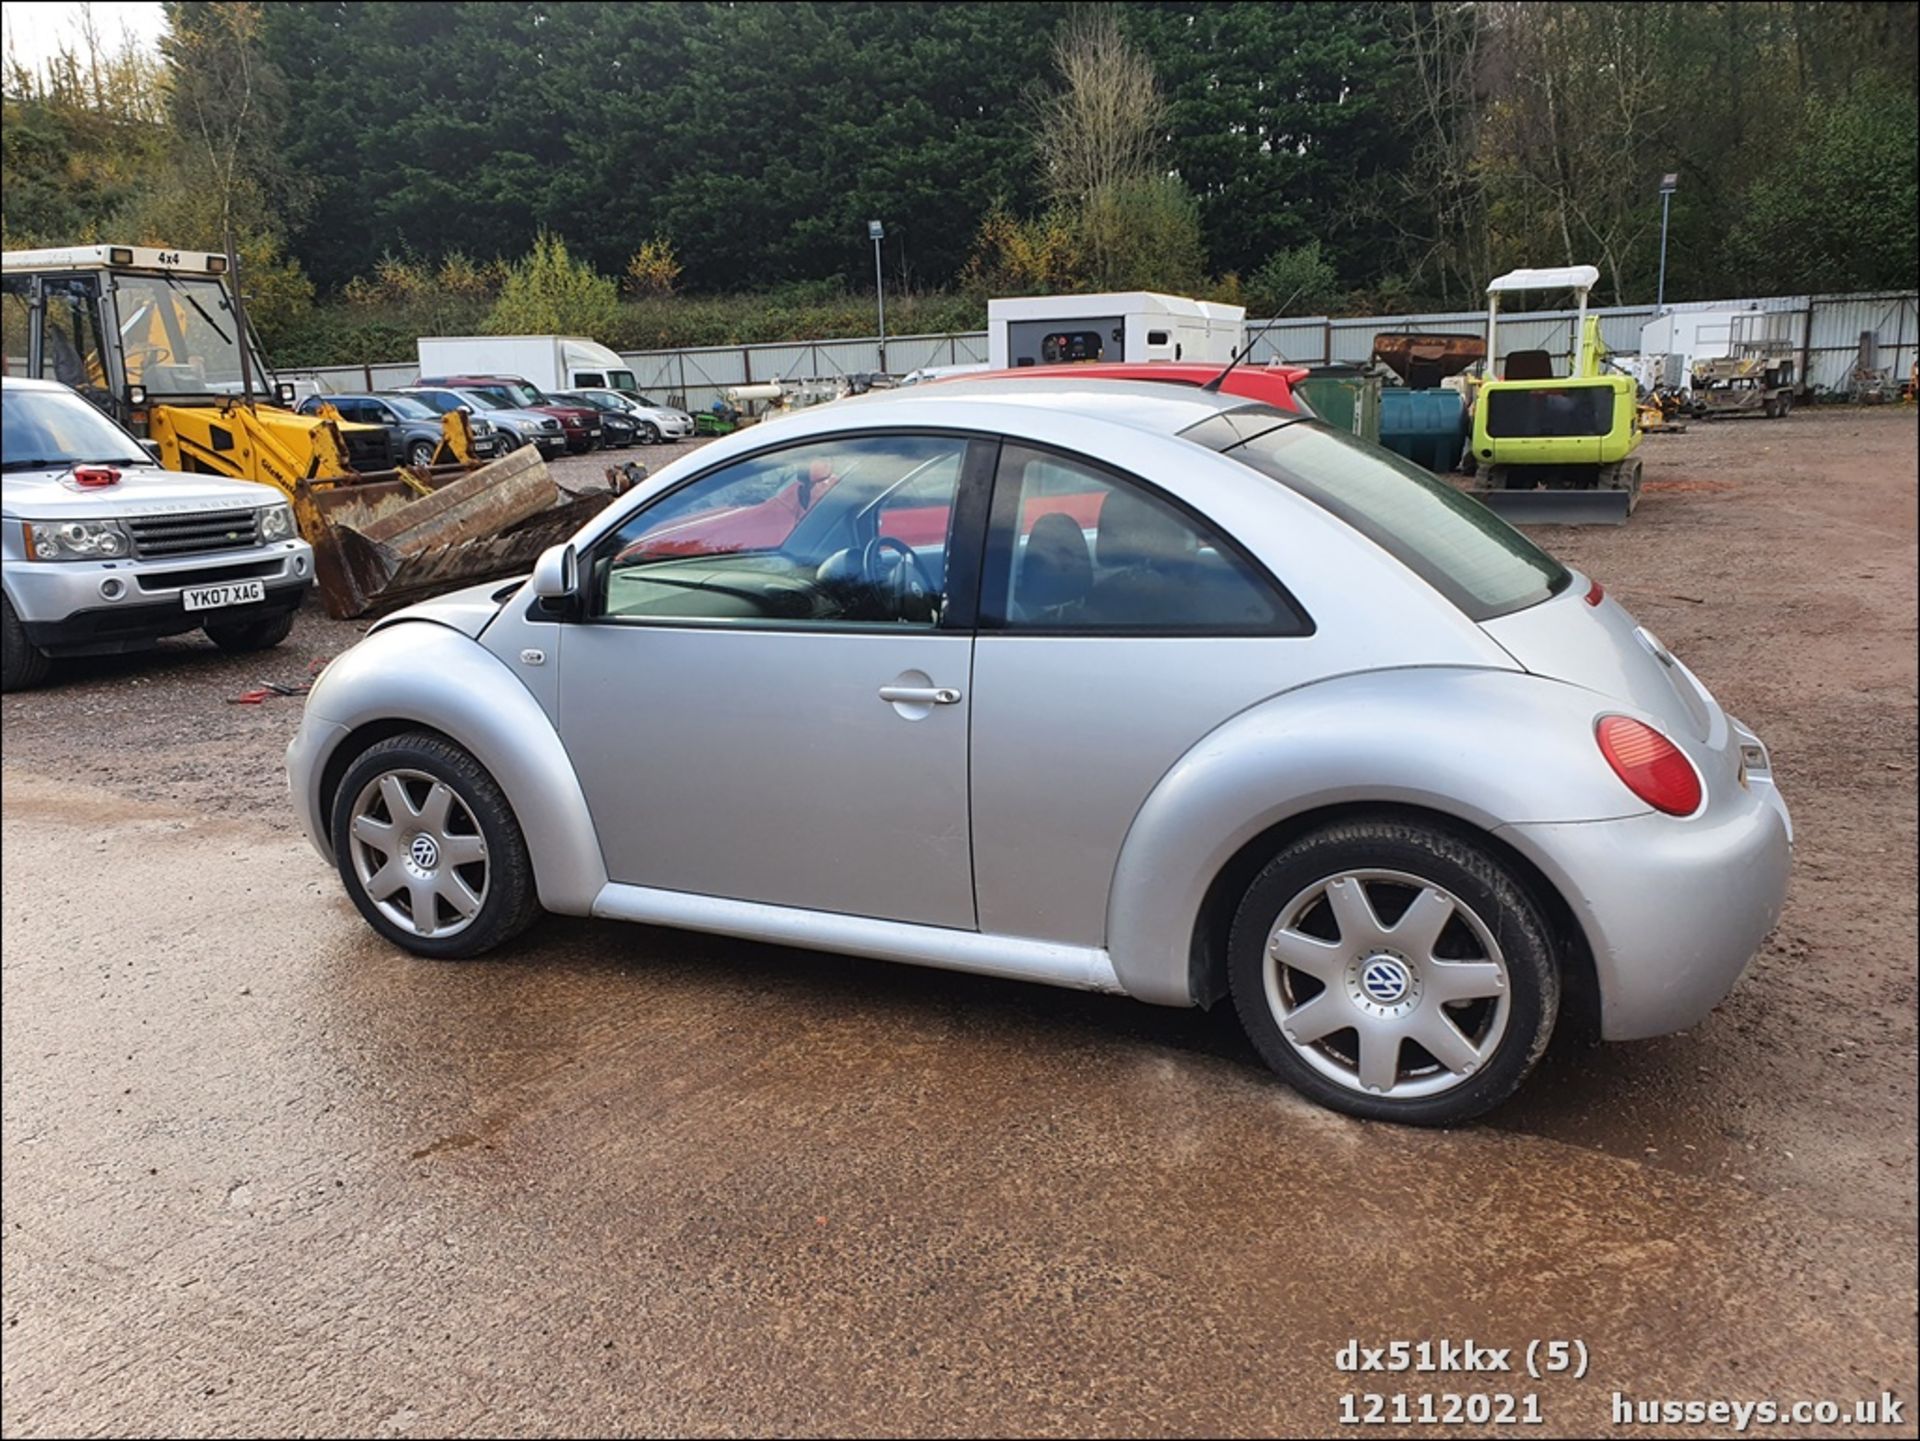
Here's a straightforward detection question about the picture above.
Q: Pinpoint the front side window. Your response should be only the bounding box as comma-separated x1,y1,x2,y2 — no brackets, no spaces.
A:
591,434,968,628
574,372,605,389
982,445,1305,633
1183,408,1568,621
38,279,110,395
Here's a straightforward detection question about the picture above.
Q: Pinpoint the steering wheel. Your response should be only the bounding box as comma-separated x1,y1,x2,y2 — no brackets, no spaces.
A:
862,535,938,621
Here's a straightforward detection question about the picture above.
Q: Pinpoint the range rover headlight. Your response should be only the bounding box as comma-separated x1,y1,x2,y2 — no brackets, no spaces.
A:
258,503,297,542
24,519,132,560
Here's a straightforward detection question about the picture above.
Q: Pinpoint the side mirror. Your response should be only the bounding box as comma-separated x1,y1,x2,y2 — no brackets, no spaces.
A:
275,381,296,406
531,542,578,600
139,439,163,464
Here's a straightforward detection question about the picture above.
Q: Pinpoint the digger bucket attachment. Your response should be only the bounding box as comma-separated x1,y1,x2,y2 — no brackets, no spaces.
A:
296,446,624,618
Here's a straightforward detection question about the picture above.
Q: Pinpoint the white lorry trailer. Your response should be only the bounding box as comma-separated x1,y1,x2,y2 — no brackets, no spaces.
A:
987,292,1244,370
415,335,639,394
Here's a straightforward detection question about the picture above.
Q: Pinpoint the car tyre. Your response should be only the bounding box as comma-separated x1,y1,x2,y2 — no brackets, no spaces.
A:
638,422,660,445
330,733,542,959
204,609,295,652
1227,816,1559,1125
1,594,52,692
408,438,437,468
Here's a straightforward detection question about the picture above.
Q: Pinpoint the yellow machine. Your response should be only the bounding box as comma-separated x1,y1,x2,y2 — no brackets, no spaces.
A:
2,244,618,615
1466,265,1644,525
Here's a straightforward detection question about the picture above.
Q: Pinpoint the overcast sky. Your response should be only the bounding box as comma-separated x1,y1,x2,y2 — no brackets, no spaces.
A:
2,0,167,78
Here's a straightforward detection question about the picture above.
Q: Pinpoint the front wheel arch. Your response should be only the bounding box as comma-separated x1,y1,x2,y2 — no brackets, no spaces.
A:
317,718,457,850
1187,801,1599,1036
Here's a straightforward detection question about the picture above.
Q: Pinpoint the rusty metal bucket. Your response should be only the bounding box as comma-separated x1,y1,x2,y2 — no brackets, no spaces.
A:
1372,333,1487,389
295,447,624,618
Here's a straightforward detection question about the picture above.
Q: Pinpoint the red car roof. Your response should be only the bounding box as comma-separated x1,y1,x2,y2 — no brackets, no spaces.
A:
949,362,1309,410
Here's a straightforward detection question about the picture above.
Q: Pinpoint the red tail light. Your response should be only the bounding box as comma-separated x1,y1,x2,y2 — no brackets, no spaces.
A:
1584,579,1605,606
1596,715,1702,816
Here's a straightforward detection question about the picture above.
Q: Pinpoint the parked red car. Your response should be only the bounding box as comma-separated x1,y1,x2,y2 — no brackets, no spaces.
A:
413,373,604,453
616,366,1315,564
945,360,1312,412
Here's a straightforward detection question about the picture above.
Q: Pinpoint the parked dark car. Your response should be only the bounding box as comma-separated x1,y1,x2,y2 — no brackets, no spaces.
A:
414,374,603,453
550,391,640,447
297,392,500,466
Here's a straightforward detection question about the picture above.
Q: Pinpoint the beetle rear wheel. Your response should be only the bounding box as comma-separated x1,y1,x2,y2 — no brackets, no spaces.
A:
1229,817,1559,1124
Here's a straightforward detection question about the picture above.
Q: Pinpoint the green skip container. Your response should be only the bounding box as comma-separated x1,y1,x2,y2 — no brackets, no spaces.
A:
1294,366,1383,445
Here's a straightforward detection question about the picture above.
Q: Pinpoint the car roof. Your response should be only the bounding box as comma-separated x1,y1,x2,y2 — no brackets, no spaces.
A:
1,376,64,393
864,375,1256,438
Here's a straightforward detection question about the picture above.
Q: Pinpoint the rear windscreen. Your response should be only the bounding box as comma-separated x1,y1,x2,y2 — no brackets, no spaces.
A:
1182,408,1570,621
1483,387,1614,438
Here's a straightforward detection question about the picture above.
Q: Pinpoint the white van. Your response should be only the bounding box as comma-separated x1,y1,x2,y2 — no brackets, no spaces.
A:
415,336,639,395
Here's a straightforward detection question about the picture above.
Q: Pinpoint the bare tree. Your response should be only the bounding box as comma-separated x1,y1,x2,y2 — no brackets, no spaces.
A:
1031,10,1164,208
1481,2,1670,302
1374,0,1492,308
162,1,266,244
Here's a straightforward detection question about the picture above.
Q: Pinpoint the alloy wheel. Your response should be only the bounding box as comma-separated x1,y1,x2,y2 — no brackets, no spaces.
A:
347,768,490,938
1263,869,1511,1099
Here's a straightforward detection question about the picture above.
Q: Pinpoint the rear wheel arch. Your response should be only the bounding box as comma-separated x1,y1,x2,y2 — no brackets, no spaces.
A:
1186,801,1600,1035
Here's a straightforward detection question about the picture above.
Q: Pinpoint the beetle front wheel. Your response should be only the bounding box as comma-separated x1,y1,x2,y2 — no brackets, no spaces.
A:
330,732,542,958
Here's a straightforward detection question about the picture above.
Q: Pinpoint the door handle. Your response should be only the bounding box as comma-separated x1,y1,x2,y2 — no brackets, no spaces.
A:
878,684,962,706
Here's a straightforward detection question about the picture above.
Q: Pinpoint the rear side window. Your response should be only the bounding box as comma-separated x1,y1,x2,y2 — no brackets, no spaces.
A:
981,444,1310,634
1483,387,1615,438
1184,410,1569,621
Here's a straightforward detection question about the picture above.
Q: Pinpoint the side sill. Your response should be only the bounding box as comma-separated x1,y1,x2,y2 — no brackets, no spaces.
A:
591,883,1128,996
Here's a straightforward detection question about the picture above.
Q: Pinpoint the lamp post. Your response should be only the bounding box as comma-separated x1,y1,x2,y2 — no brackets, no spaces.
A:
1656,172,1678,312
869,219,887,372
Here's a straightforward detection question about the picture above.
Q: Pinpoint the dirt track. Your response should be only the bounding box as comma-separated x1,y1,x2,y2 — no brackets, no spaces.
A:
3,406,1915,1436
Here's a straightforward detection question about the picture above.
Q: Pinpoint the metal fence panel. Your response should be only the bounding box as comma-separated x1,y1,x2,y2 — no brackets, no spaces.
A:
1803,292,1917,393
279,290,1914,403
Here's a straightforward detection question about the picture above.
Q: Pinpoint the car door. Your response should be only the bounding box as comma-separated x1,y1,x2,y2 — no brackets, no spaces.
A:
556,431,993,929
363,399,402,445
968,443,1317,947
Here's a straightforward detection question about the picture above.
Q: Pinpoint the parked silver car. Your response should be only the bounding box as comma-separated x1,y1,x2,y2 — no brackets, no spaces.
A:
571,388,694,443
286,378,1791,1123
398,387,566,458
4,377,313,690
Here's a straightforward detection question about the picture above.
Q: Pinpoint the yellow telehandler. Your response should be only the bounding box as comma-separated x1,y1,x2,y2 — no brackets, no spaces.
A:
2,244,626,616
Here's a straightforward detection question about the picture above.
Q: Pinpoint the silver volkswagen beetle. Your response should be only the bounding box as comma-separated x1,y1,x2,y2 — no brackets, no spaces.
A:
287,378,1791,1124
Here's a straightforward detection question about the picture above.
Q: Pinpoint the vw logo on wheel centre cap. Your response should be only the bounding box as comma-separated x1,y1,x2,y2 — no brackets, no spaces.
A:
1360,957,1412,1005
409,834,440,870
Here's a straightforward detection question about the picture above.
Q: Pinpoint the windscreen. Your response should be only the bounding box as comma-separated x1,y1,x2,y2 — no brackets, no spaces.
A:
1182,408,1569,621
2,385,149,470
489,380,545,406
112,273,267,396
